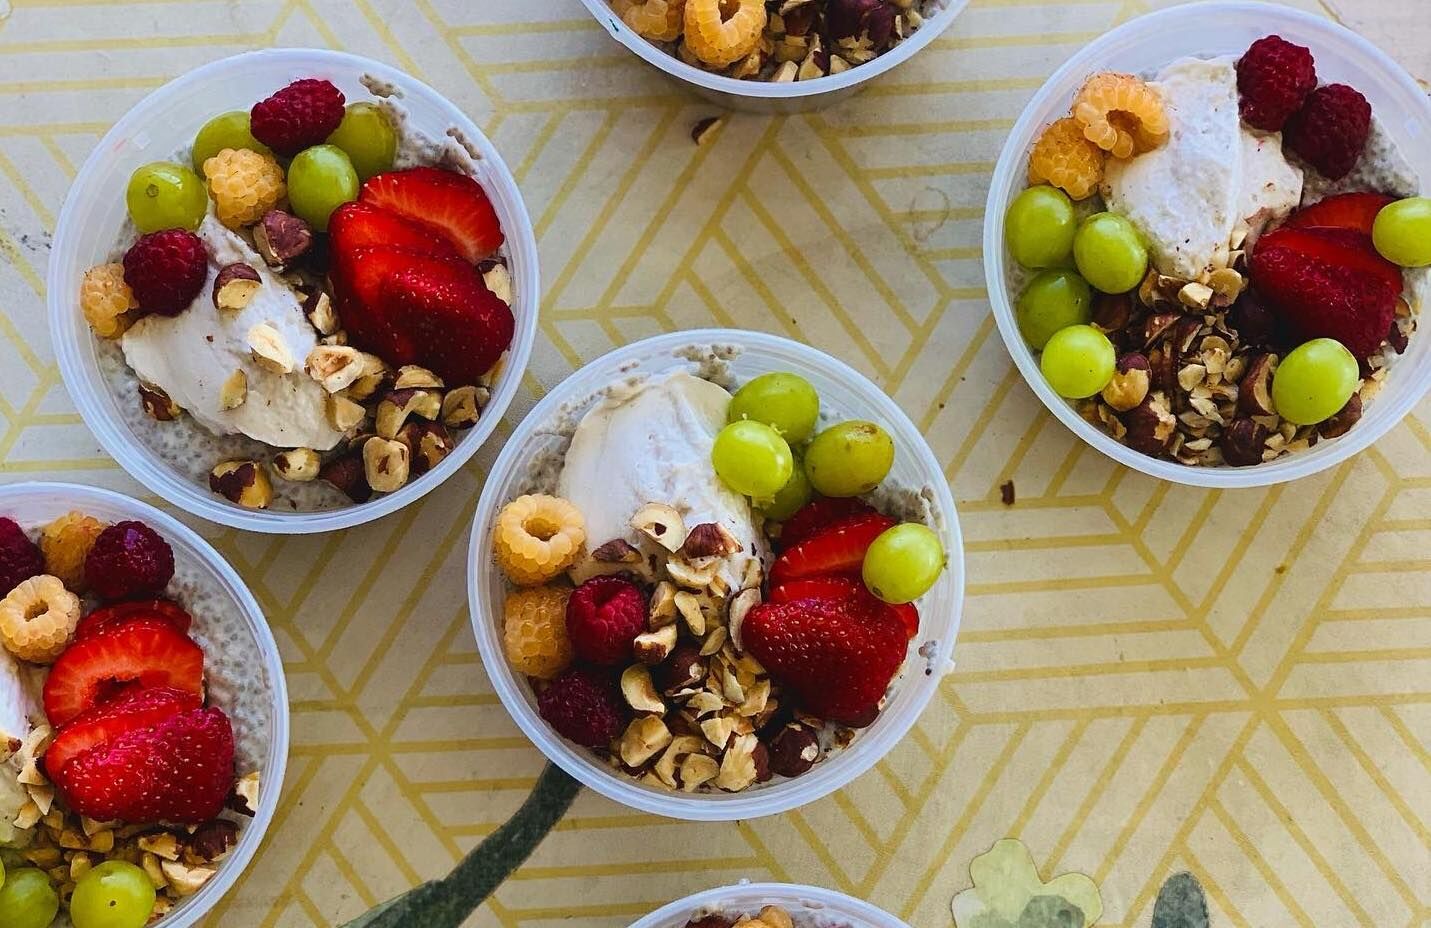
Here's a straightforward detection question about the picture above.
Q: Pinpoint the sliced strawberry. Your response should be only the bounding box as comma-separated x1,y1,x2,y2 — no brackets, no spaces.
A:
44,686,200,778
329,201,462,260
778,497,876,551
378,259,515,386
770,513,896,587
52,706,235,825
1285,192,1396,237
770,575,920,639
74,599,192,641
331,245,469,363
1257,227,1403,295
360,167,504,263
42,619,205,727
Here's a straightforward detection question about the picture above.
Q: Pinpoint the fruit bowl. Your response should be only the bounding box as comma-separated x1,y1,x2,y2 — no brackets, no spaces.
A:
0,482,287,928
984,1,1431,487
468,330,963,821
630,882,912,928
47,48,539,533
576,0,971,113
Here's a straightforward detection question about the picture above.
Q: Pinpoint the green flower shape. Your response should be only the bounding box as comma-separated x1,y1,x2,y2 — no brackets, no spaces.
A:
952,839,1103,928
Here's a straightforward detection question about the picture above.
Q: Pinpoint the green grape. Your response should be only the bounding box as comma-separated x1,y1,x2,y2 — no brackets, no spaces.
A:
1272,338,1359,425
69,861,154,928
1005,184,1077,269
191,110,271,172
287,144,360,232
728,372,821,444
712,420,794,501
863,523,945,604
1040,324,1116,399
0,867,58,928
125,161,207,233
1073,212,1147,294
804,421,895,498
326,102,399,181
761,454,813,521
1372,197,1431,268
1016,269,1093,350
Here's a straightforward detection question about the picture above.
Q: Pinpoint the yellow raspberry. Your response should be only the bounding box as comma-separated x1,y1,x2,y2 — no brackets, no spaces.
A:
203,148,286,229
80,263,139,339
0,575,80,663
621,0,686,42
1073,72,1170,159
1028,117,1106,201
684,0,765,68
503,585,574,680
40,511,107,594
493,495,586,586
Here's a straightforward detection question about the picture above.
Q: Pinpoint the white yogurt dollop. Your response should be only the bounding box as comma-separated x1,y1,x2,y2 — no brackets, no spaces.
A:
557,372,767,590
121,213,345,452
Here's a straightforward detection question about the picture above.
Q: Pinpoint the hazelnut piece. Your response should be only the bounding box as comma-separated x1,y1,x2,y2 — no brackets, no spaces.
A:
728,587,760,652
305,345,365,393
138,382,180,421
160,860,218,897
767,723,821,777
630,503,688,552
229,771,260,816
620,664,667,715
1319,392,1363,439
219,369,248,410
273,448,321,482
649,581,679,628
592,539,642,564
1220,418,1269,467
393,365,444,390
1122,393,1177,456
187,820,238,863
247,322,294,374
362,436,410,493
679,522,741,560
1237,353,1278,417
1100,353,1151,413
319,451,373,503
209,460,273,509
1138,313,1179,350
397,420,455,476
1091,292,1132,334
327,393,368,432
253,209,313,268
481,262,513,306
441,385,484,429
633,623,678,665
304,290,339,335
375,388,442,439
691,116,724,146
212,263,261,311
653,644,705,696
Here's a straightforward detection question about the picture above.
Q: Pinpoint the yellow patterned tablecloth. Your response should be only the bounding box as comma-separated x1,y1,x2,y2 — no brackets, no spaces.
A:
1,1,1429,926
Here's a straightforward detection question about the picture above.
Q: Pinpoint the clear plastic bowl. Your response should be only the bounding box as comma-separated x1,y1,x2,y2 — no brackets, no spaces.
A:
467,329,963,821
0,482,287,928
47,49,540,533
577,0,971,113
984,1,1431,488
630,882,911,928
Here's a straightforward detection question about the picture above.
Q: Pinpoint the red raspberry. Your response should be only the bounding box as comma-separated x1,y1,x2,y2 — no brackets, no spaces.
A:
1236,35,1317,131
84,520,175,601
250,79,345,157
1285,84,1372,181
537,668,628,748
565,576,646,666
0,518,43,597
123,229,208,316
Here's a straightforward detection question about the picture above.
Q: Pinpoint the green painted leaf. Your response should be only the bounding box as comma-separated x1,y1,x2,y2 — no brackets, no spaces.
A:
1150,873,1209,928
341,763,580,928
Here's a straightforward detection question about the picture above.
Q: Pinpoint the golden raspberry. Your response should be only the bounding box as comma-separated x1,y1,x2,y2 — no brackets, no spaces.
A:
684,0,766,68
0,574,80,663
1073,72,1170,159
203,148,286,229
1028,117,1105,201
503,585,574,680
80,263,139,339
40,511,107,594
621,0,685,42
493,495,586,586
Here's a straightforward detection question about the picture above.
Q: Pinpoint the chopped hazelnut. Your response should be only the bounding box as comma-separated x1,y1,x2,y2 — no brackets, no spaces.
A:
592,539,642,564
728,588,760,652
397,420,455,476
219,369,248,410
305,290,339,335
209,460,273,509
306,345,366,393
633,623,678,665
481,262,513,306
767,723,821,777
1319,392,1363,439
326,393,368,432
653,644,704,695
441,385,483,429
375,388,442,439
138,382,180,421
247,322,294,374
679,522,741,560
362,437,410,493
1101,353,1151,412
649,581,679,628
273,448,321,482
253,209,313,268
1221,418,1269,467
319,451,373,503
691,116,724,146
212,263,261,311
1123,393,1177,456
619,715,673,768
160,859,218,897
1237,353,1278,417
630,503,688,552
620,665,667,715
187,820,239,863
393,365,443,390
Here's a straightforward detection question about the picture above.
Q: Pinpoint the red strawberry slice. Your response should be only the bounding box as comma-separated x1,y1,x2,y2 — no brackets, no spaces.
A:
43,619,204,727
743,597,907,722
329,201,462,260
52,706,235,825
770,575,920,639
44,686,200,778
74,599,192,641
778,497,876,551
770,513,896,587
1251,227,1402,359
360,167,504,263
377,259,515,386
332,245,468,363
1285,192,1395,237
